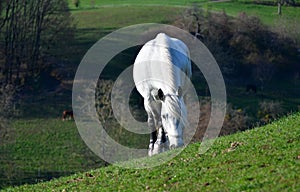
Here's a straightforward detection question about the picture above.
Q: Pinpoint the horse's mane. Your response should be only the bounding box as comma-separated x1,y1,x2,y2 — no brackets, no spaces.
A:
156,34,186,92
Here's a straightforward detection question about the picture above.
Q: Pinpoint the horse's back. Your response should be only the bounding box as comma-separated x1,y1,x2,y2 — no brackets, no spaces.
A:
133,33,191,99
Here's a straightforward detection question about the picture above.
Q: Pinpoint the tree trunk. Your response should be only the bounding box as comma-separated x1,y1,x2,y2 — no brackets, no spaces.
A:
278,2,282,15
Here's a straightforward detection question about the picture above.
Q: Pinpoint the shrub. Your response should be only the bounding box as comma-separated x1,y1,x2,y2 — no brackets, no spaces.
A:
95,79,148,149
221,104,251,135
258,101,284,124
95,79,114,123
192,99,251,142
0,83,17,118
174,8,299,83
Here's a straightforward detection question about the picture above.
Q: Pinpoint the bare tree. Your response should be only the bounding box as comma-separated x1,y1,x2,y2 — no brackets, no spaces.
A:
73,0,80,8
175,4,206,39
0,0,74,86
277,0,295,15
0,83,16,156
175,6,236,76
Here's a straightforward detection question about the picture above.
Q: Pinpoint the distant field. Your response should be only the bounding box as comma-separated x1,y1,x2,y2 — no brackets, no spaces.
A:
69,6,183,64
210,1,300,25
69,1,300,60
69,0,300,61
68,0,300,26
68,0,300,8
68,0,207,8
73,6,182,30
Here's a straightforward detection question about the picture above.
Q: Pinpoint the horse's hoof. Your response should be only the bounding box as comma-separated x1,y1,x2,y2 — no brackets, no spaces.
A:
170,144,176,150
148,149,153,156
148,143,154,156
170,143,183,150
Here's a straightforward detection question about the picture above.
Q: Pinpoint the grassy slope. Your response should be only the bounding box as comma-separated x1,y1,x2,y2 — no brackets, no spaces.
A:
0,119,103,188
5,112,299,191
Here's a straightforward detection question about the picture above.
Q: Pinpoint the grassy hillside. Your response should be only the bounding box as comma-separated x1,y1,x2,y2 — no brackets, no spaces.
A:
0,119,103,188
4,112,299,191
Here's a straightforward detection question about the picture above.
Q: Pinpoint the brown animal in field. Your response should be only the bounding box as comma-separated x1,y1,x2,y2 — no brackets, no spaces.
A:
62,110,74,121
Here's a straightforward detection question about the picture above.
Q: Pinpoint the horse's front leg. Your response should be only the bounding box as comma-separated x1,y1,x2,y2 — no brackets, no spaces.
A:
147,114,158,156
147,113,170,156
148,116,170,156
144,98,166,156
155,126,169,153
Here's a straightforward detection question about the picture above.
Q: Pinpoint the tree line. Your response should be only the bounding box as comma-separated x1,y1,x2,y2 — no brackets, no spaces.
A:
175,6,299,89
0,0,74,86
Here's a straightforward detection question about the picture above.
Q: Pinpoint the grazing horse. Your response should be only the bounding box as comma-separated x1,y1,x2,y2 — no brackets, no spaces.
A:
133,33,192,156
62,110,74,121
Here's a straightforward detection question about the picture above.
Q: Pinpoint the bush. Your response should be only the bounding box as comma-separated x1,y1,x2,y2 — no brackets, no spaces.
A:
258,101,284,124
95,79,114,123
0,84,16,118
174,8,299,83
221,104,251,135
192,99,251,142
95,79,148,148
273,13,300,46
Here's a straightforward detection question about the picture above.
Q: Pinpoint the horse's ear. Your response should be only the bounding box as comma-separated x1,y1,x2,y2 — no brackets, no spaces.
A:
176,86,183,98
157,89,165,101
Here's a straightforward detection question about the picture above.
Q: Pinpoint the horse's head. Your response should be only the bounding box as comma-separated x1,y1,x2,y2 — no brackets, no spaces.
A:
155,87,187,149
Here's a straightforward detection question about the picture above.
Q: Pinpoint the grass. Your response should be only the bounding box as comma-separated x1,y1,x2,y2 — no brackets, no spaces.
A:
68,0,300,8
3,112,299,191
68,6,183,64
73,6,182,30
209,1,300,26
68,0,209,9
68,0,300,26
0,119,103,188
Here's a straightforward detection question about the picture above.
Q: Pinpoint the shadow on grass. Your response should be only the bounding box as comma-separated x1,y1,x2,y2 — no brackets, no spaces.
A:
0,170,75,190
